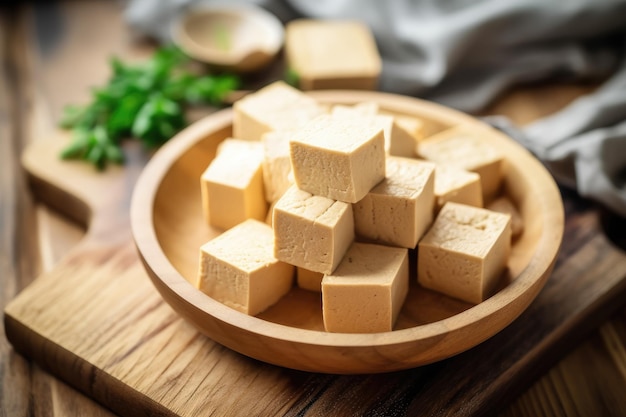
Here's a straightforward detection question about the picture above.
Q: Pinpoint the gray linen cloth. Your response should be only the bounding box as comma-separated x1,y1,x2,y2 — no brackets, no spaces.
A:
126,0,626,216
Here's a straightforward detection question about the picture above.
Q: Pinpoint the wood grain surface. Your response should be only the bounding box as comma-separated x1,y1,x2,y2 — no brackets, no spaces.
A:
2,2,626,416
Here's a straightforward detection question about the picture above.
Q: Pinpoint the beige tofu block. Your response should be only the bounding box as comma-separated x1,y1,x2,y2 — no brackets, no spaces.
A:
331,103,392,151
322,243,409,333
233,81,326,141
285,20,381,91
379,109,426,143
395,115,425,143
487,196,524,238
434,163,483,212
201,139,268,230
331,102,379,117
273,185,354,274
353,157,435,248
331,103,419,158
388,118,421,158
418,126,504,200
418,202,511,304
297,267,324,292
290,114,386,203
265,201,276,227
197,219,294,316
261,130,295,203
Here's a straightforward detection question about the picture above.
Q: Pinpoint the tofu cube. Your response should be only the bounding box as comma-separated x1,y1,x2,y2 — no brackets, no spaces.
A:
233,81,326,141
285,20,382,91
353,157,435,248
201,139,267,230
487,196,524,239
197,219,294,315
273,185,354,275
434,163,483,212
297,267,324,292
322,243,409,333
261,130,295,203
418,202,511,304
265,201,276,227
290,114,385,203
388,117,421,158
331,102,420,158
394,115,425,145
331,103,392,153
332,102,379,116
418,126,504,200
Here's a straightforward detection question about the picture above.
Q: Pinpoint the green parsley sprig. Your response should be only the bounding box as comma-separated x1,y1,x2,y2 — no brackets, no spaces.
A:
60,46,240,170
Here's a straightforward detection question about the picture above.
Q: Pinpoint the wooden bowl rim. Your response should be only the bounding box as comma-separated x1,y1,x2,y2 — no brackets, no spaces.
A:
131,90,563,350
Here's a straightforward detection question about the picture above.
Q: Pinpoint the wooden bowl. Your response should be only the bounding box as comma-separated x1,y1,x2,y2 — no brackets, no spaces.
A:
131,91,563,374
171,5,284,73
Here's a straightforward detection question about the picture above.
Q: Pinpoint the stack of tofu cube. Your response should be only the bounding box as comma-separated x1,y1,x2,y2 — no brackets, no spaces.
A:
197,81,514,334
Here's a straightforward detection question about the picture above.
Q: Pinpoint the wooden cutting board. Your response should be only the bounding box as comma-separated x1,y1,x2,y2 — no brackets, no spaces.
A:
5,123,626,417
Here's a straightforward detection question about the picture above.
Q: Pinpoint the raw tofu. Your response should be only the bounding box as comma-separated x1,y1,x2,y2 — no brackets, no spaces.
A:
388,118,421,158
418,202,511,304
487,196,524,238
265,201,277,227
290,114,385,203
395,115,425,145
418,126,504,200
197,219,294,315
285,20,381,91
297,267,324,292
322,243,409,333
201,139,267,230
332,101,379,116
331,104,392,154
233,81,326,141
261,130,295,203
331,103,419,157
434,163,483,212
353,157,435,248
273,185,354,275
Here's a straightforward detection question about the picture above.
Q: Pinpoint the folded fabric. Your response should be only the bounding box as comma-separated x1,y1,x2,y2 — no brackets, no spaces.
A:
515,54,626,216
125,0,626,216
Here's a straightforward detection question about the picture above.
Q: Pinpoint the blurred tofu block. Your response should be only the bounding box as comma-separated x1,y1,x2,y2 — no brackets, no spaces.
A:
395,115,425,145
333,101,379,116
201,139,267,230
388,116,423,157
418,202,511,304
487,196,524,239
285,19,382,90
197,219,294,316
233,81,326,140
418,126,505,201
265,201,276,226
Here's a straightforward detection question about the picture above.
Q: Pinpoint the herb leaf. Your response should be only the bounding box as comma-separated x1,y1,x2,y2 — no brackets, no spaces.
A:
60,45,240,170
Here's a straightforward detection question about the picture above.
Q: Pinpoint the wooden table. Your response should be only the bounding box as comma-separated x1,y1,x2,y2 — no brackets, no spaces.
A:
2,1,626,416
